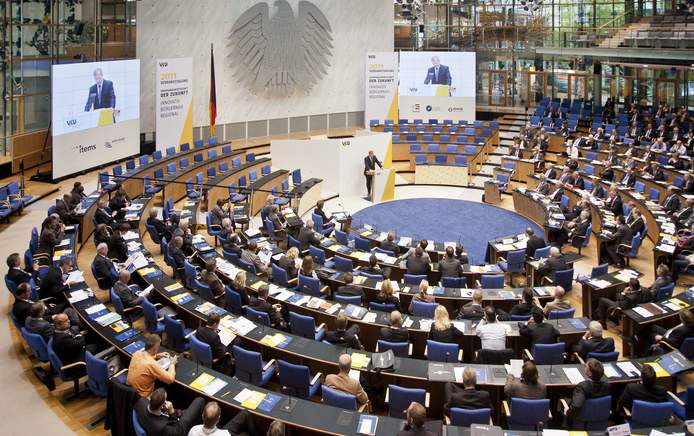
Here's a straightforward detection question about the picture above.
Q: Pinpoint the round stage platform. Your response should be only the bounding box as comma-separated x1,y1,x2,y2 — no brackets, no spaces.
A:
350,198,544,264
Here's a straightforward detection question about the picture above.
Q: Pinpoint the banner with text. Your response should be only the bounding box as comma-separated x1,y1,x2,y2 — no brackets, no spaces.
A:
364,52,399,125
156,57,193,151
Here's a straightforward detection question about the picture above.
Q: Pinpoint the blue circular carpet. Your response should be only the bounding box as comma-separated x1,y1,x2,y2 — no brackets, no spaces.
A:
351,198,544,264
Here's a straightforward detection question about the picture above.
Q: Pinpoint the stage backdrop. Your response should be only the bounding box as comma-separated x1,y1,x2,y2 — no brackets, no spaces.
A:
137,0,393,134
155,58,193,152
398,51,476,122
51,59,140,179
364,52,399,125
270,131,392,199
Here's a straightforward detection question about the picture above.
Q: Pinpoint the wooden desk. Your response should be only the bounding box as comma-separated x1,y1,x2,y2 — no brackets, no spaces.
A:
415,163,468,186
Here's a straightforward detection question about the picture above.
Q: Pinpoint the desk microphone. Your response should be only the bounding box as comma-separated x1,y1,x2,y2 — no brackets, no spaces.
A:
445,351,451,363
537,419,543,436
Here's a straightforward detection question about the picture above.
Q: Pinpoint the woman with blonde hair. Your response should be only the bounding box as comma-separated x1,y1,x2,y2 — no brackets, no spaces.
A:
278,246,299,279
300,255,317,279
227,269,249,306
375,279,399,306
408,279,435,314
428,305,460,343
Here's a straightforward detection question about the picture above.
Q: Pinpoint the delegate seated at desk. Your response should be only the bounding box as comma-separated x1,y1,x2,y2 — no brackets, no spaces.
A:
617,364,667,415
593,277,647,326
325,354,371,411
409,280,435,314
543,285,572,316
519,311,560,347
599,215,633,267
651,308,694,354
504,360,546,399
134,387,204,436
571,321,615,360
127,334,178,398
536,247,567,282
406,246,431,275
336,272,366,303
444,367,492,416
457,289,484,321
476,307,512,351
429,305,463,343
380,310,410,342
325,312,363,349
564,359,609,427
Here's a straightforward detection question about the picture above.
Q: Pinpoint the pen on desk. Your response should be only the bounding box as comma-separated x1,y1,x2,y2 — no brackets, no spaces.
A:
221,391,230,398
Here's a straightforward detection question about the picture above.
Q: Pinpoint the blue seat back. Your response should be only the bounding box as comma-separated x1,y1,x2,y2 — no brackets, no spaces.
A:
141,297,163,333
441,277,464,288
532,342,565,365
631,400,672,427
656,282,675,300
232,345,265,384
377,340,409,357
404,274,427,286
21,327,50,362
506,250,526,271
412,300,438,318
480,274,504,289
246,306,271,326
334,256,353,273
587,351,619,362
289,311,318,339
322,385,357,410
369,302,397,312
354,236,371,251
278,359,314,399
508,398,550,430
388,385,426,418
298,274,322,297
85,351,110,397
190,334,214,366
450,407,491,426
426,339,459,362
551,268,574,292
163,315,189,351
309,246,326,265
238,258,256,275
225,286,244,315
132,409,147,436
335,230,349,245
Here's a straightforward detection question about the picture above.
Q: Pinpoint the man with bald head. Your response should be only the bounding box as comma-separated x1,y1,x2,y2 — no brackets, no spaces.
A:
397,402,436,436
536,246,567,283
325,354,370,411
379,310,409,342
542,285,572,316
52,313,97,377
113,269,144,308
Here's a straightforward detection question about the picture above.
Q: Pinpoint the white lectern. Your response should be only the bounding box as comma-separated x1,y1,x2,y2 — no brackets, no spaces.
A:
371,168,395,203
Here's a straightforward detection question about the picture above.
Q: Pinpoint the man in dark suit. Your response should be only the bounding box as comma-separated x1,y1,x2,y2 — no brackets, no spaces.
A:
566,359,610,425
457,290,485,320
593,278,646,325
6,252,35,287
113,270,143,308
325,313,362,349
93,243,118,290
52,313,97,378
248,284,286,329
605,188,624,216
599,164,614,182
406,246,431,275
84,68,116,111
134,388,204,436
590,183,606,200
617,364,667,415
379,310,409,343
423,56,452,86
169,236,187,279
95,199,115,227
675,199,694,228
438,246,462,278
147,208,171,241
600,215,633,266
525,228,547,258
25,302,55,341
652,307,694,353
381,232,400,256
298,220,321,250
55,194,79,225
194,313,232,372
336,272,365,303
519,311,559,347
619,168,636,188
662,186,681,214
108,224,129,262
40,257,75,303
363,150,383,198
627,208,645,237
397,402,436,436
444,367,492,416
536,247,567,281
12,283,46,325
571,321,615,360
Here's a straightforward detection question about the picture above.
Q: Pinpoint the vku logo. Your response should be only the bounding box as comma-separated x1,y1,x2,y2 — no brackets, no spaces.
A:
66,119,77,126
159,62,168,67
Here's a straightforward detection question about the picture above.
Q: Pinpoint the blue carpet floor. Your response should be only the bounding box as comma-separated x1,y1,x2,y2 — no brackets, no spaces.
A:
351,198,544,264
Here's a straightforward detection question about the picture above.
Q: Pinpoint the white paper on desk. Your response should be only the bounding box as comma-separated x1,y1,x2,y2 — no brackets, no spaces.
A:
227,317,256,335
122,231,139,241
542,431,569,436
399,237,412,246
267,284,282,295
57,238,71,246
648,430,672,436
363,312,377,323
603,363,621,378
202,378,228,396
656,244,676,254
137,284,154,298
402,317,414,328
454,366,465,383
326,303,341,314
505,359,523,378
418,319,434,331
67,270,85,283
452,321,466,334
85,303,107,314
349,369,360,381
295,295,311,306
633,307,655,318
274,291,293,302
233,388,253,403
563,367,585,384
219,328,235,346
502,238,514,244
68,289,90,303
616,361,641,377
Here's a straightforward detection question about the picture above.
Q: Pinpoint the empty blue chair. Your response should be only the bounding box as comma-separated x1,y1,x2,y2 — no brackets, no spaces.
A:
530,342,565,365
193,153,203,163
410,144,422,153
354,236,371,251
534,246,550,259
404,274,427,286
618,234,643,266
426,340,461,362
289,311,325,341
441,277,464,288
261,165,271,176
668,386,694,420
141,297,165,334
634,181,645,193
125,159,136,171
207,167,216,179
412,300,438,318
450,407,491,426
334,256,353,273
510,314,532,321
627,400,672,427
190,334,215,367
548,307,575,319
322,385,359,410
246,152,255,162
498,249,526,285
656,282,675,300
143,176,162,197
208,136,218,145
415,155,427,165
335,294,362,305
47,338,84,396
291,169,301,185
649,188,660,201
232,345,275,386
166,146,176,156
335,229,349,245
435,155,448,164
181,142,191,151
454,155,467,166
369,302,397,312
219,162,229,172
180,157,190,168
586,351,619,362
309,245,331,267
480,274,504,289
246,306,271,326
194,139,204,148
163,315,192,352
222,145,232,154
377,340,410,357
506,398,550,430
387,385,427,418
427,143,438,153
85,351,113,397
298,274,326,297
278,360,321,399
224,286,244,315
21,327,50,362
99,172,117,192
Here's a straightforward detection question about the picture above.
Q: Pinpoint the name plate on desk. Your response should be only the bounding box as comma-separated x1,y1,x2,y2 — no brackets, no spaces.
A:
607,424,630,436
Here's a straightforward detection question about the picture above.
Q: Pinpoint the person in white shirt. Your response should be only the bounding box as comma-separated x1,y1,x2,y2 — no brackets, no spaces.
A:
565,140,579,159
475,307,512,350
188,401,255,436
650,137,667,152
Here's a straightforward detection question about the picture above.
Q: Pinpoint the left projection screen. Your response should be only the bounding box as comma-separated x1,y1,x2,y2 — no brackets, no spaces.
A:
52,59,140,179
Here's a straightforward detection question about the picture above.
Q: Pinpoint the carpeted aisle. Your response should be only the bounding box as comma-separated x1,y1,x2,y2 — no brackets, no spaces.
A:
351,198,544,264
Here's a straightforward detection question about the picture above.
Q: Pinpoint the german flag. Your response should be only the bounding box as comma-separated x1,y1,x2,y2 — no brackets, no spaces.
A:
209,44,217,136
